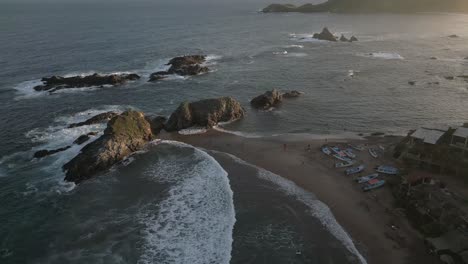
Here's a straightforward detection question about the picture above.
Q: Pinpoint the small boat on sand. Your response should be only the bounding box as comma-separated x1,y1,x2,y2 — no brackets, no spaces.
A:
369,148,378,158
362,179,385,192
356,173,379,184
333,154,352,162
343,149,356,158
376,165,399,175
335,160,356,168
345,165,365,175
321,146,332,155
349,144,364,151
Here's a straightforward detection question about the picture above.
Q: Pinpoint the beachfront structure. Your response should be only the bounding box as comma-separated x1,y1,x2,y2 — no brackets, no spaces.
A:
450,127,468,155
409,127,446,145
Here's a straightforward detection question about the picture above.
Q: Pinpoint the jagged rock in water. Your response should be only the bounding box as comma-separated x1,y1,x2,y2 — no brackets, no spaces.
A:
73,132,98,145
349,36,358,42
251,89,283,109
33,73,140,92
145,116,167,135
312,27,337,42
165,97,245,131
339,34,349,42
68,112,119,128
63,110,153,184
282,90,304,98
149,55,209,81
448,34,459,38
34,146,71,158
408,81,416,86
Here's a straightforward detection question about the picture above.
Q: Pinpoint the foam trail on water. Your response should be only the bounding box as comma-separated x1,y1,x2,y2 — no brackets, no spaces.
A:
138,140,236,264
178,127,208,135
358,52,404,60
212,151,367,264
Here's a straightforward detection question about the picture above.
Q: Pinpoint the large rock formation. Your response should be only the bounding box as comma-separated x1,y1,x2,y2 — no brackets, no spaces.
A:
68,112,119,128
251,90,283,110
149,55,209,81
63,110,153,183
165,97,245,131
313,27,337,42
33,73,140,92
262,0,468,14
145,116,167,135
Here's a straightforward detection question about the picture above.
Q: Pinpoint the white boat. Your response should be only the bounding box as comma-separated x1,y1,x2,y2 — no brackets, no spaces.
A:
331,146,342,154
369,148,378,158
335,160,356,168
349,144,364,151
376,165,399,175
362,179,385,192
321,146,332,155
345,165,365,175
333,154,352,162
343,149,356,159
356,173,379,184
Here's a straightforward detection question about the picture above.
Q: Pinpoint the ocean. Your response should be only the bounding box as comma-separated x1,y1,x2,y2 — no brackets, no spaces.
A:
1,0,468,263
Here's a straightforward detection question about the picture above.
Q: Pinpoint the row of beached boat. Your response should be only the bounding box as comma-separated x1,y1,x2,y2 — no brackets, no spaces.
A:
321,145,398,191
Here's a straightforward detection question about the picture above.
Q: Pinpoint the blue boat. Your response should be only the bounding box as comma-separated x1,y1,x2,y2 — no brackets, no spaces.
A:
362,179,386,192
345,165,365,175
376,165,399,175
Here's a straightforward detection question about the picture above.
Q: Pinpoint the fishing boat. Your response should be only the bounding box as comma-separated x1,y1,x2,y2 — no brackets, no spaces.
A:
335,160,356,168
369,148,378,158
343,149,356,159
345,165,365,175
376,165,399,175
362,179,386,192
333,154,352,162
331,146,342,154
349,144,364,151
356,173,379,184
321,146,332,155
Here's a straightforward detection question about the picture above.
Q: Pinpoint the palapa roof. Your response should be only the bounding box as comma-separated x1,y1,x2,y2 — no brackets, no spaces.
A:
410,128,446,145
453,127,468,139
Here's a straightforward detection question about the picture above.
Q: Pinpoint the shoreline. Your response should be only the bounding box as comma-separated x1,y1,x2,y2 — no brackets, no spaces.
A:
161,129,440,264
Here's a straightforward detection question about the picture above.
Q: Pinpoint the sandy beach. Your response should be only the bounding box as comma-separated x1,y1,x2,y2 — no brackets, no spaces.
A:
162,130,442,264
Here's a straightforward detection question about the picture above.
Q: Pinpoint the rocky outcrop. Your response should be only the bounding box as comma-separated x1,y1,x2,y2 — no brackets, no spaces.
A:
145,116,167,135
149,55,209,81
313,27,337,42
33,73,140,92
448,34,459,38
68,112,119,128
73,132,98,145
63,110,154,183
251,90,283,110
349,36,358,42
282,90,304,98
165,97,245,131
34,146,71,158
339,34,349,42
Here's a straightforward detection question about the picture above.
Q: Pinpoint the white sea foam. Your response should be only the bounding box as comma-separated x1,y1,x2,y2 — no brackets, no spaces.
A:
138,140,235,264
358,52,404,60
213,126,263,138
13,80,47,100
285,52,308,57
178,127,208,135
214,151,367,264
283,44,304,49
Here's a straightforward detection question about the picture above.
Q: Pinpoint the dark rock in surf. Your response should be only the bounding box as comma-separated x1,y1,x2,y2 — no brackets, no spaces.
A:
445,76,455,80
408,81,416,86
149,55,209,82
430,57,438,60
339,34,349,42
34,146,71,158
349,36,358,42
63,110,154,184
448,34,459,38
282,90,304,98
145,116,167,135
68,112,119,128
73,132,98,145
33,73,140,92
313,27,337,42
251,89,283,110
165,97,245,131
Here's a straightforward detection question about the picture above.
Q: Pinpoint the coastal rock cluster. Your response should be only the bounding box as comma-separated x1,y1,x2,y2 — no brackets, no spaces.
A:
250,89,304,109
312,27,358,42
33,73,140,92
149,55,209,81
33,55,212,93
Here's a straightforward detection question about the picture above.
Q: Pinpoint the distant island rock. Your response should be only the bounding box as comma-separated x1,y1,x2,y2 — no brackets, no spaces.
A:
311,28,358,42
33,73,140,92
63,110,154,184
165,97,245,131
262,0,468,13
149,55,209,81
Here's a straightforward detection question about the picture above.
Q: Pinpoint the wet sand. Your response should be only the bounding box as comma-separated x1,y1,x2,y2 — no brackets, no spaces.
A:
162,130,441,264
